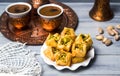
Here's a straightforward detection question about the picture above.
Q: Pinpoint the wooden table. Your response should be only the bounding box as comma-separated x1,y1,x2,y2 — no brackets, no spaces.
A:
0,2,120,76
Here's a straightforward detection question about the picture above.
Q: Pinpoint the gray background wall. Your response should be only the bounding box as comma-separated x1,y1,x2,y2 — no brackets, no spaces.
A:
0,0,120,2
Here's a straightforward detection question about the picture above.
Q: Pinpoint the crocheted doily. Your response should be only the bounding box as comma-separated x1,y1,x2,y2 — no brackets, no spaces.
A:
0,42,42,76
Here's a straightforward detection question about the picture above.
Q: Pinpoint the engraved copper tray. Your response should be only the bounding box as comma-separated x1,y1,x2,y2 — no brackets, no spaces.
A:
0,0,78,45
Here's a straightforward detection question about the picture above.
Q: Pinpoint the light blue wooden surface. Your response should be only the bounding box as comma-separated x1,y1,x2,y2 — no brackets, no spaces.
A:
0,2,120,76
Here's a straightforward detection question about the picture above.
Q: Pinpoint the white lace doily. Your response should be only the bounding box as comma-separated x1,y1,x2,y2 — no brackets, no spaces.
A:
0,42,42,76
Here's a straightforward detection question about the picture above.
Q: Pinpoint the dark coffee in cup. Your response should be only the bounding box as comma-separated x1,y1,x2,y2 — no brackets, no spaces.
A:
8,4,29,13
37,4,63,31
39,6,61,16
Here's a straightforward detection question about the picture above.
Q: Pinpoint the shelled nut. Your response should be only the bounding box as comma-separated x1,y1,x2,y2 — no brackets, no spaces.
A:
114,35,120,41
102,37,112,46
116,25,120,30
106,25,114,31
107,30,115,36
96,34,104,41
106,26,115,36
98,27,104,34
112,29,119,35
102,37,108,43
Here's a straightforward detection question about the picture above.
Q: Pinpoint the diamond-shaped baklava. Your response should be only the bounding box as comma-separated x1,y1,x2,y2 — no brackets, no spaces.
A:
57,36,73,52
44,47,60,61
61,27,76,40
75,34,93,50
45,33,60,47
72,42,88,57
55,50,72,66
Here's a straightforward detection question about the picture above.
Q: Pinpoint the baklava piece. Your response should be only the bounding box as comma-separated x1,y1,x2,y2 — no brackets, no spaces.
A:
75,34,93,50
44,47,60,61
57,36,73,52
45,33,60,47
72,43,87,57
55,50,72,66
61,27,76,40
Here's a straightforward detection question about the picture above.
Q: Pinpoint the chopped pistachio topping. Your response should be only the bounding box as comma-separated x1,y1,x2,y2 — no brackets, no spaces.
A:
75,44,83,50
52,47,59,54
61,37,70,45
59,53,66,62
80,34,89,41
65,30,71,35
49,34,59,42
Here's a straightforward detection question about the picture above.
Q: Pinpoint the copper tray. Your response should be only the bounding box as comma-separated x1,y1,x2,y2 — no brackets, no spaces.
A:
0,0,78,45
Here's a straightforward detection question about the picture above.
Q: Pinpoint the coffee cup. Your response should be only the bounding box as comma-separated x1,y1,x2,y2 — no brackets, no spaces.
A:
5,2,32,30
37,4,63,31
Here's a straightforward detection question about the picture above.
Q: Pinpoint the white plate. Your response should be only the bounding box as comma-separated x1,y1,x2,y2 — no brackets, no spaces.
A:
40,43,95,71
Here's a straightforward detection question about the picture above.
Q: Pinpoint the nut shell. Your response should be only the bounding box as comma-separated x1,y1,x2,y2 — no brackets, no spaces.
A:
102,38,112,46
96,34,104,41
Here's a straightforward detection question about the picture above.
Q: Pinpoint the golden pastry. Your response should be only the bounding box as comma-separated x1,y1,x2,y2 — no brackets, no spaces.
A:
72,42,87,57
72,57,85,64
57,36,73,52
61,27,76,40
45,33,60,47
44,47,60,61
75,34,93,50
55,50,72,66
